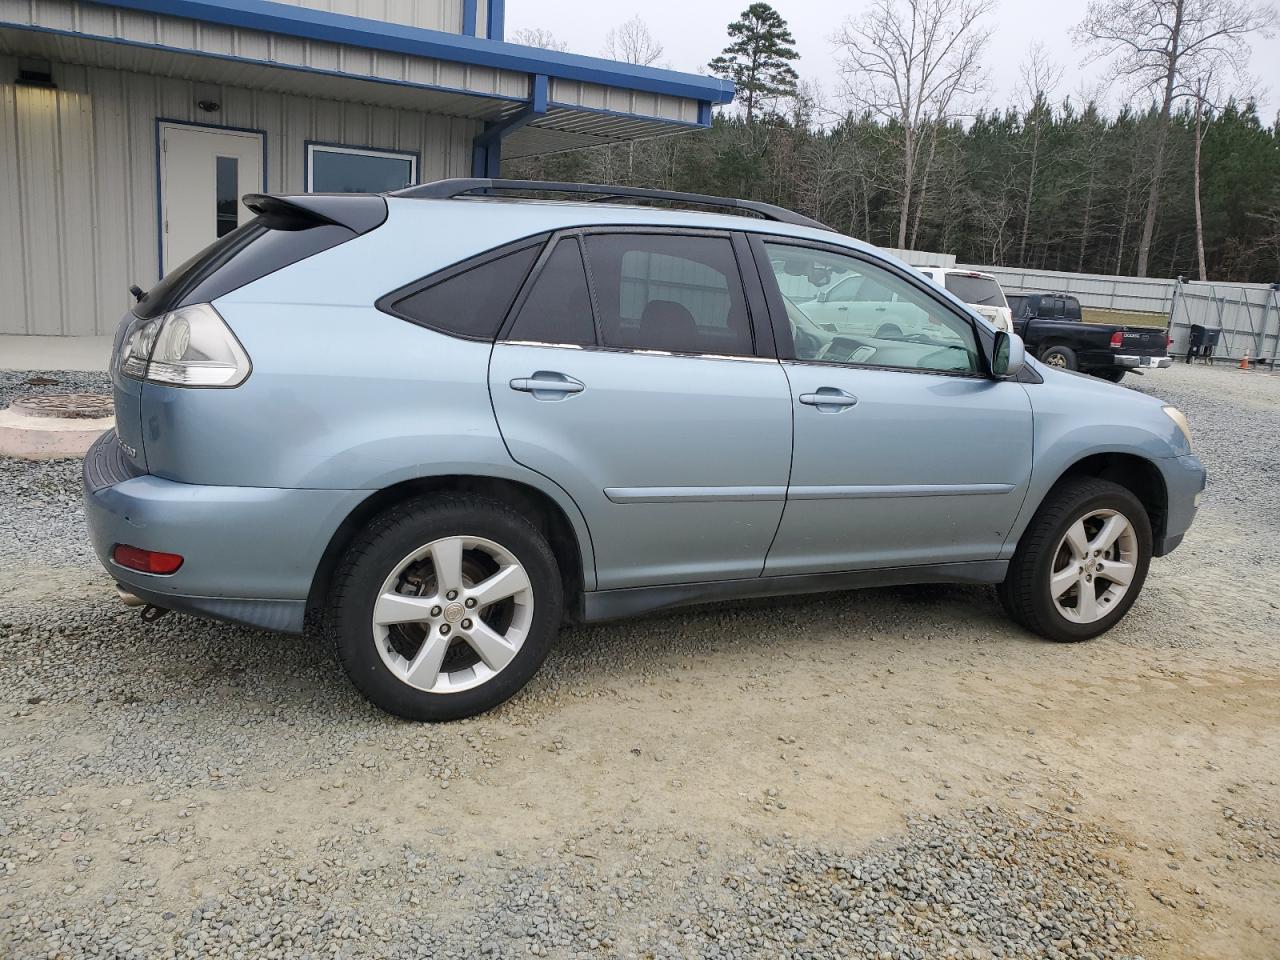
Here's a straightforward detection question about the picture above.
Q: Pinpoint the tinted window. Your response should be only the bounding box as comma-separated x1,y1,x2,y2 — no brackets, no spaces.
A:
136,220,357,320
763,242,980,375
507,239,596,346
944,274,1007,308
386,245,541,340
585,234,753,356
1062,297,1082,320
309,147,415,193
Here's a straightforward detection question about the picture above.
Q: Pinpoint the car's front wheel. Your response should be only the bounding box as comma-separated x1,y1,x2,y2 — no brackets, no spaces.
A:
327,495,563,721
999,478,1152,642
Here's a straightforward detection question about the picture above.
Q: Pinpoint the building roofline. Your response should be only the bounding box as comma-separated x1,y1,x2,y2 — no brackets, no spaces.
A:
101,0,735,105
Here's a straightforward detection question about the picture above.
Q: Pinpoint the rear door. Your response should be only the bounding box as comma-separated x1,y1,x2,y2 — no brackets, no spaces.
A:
488,229,793,589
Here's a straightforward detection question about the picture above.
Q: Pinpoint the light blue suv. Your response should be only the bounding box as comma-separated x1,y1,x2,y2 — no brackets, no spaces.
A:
84,179,1205,720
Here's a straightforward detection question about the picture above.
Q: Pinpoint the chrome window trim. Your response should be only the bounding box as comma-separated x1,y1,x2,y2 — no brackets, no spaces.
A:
496,339,778,364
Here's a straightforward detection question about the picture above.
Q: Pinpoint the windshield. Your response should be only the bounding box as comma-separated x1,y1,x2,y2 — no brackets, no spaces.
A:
944,274,1007,308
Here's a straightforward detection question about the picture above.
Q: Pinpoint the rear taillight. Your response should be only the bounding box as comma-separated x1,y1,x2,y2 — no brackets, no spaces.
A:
1167,334,1173,347
116,303,250,388
1109,331,1124,349
112,544,184,575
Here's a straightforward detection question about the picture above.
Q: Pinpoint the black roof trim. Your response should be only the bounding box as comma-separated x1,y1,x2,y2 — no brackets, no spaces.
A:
391,179,834,232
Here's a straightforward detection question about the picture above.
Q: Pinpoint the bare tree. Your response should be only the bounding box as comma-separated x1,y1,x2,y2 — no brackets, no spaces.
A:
604,16,665,66
509,27,569,52
1015,43,1065,264
1076,0,1273,277
834,0,994,249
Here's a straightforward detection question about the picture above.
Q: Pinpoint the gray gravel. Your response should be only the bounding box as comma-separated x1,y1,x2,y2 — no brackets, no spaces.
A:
0,370,112,571
2,363,1277,958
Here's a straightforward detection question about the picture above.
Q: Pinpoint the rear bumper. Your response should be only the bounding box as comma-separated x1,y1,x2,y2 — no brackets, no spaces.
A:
83,433,367,633
1115,354,1172,369
1155,453,1206,556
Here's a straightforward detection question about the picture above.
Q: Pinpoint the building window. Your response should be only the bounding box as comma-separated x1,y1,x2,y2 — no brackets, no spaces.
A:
305,144,418,193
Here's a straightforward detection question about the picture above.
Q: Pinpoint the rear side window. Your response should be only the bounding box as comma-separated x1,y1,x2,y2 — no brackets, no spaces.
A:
380,242,542,340
506,238,597,346
1063,297,1082,320
584,233,753,356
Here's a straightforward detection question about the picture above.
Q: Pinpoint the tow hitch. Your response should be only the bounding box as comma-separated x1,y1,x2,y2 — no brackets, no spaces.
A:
116,584,171,623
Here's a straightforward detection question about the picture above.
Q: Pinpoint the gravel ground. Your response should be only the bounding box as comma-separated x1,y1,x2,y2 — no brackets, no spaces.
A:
1,363,1278,959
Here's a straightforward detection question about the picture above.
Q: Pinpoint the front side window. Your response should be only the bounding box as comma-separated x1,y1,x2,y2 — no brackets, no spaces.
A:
584,234,754,356
763,242,981,375
307,144,417,193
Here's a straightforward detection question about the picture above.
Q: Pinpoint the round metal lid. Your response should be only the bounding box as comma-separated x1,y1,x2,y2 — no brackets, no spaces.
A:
10,393,114,420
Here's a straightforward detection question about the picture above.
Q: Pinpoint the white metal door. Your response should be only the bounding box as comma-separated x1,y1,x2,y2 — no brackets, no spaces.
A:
159,123,263,274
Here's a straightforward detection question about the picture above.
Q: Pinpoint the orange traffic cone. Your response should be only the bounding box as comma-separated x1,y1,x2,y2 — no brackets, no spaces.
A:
1240,350,1251,370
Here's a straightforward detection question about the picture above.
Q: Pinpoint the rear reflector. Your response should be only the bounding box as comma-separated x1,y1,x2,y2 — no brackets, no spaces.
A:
113,544,184,575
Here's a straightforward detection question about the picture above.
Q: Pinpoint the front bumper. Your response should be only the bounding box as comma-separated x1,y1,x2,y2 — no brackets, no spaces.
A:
83,432,367,633
1154,453,1206,556
1116,354,1172,369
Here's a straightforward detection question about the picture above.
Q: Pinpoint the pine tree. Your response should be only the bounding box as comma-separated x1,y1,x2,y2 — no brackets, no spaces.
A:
708,3,800,125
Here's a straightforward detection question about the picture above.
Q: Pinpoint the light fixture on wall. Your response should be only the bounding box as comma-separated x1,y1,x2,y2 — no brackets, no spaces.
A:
196,99,222,113
15,59,55,89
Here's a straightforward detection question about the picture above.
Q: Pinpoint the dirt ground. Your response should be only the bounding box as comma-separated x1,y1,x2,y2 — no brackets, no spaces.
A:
1,363,1278,959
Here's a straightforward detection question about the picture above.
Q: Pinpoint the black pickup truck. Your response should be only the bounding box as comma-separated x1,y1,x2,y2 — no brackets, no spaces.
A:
1007,293,1170,382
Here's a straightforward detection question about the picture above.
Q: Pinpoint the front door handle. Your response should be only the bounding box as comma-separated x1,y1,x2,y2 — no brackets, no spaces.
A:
510,371,585,400
799,387,858,413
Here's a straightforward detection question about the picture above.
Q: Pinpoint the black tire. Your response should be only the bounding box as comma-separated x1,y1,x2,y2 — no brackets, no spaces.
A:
998,478,1152,642
1040,345,1078,370
326,495,563,721
1092,368,1126,383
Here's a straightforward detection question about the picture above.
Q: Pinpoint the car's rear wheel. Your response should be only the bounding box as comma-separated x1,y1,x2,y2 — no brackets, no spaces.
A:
1040,345,1077,370
999,478,1151,642
327,495,563,721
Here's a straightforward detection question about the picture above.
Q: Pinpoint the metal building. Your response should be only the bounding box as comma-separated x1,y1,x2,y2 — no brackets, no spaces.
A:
0,0,733,336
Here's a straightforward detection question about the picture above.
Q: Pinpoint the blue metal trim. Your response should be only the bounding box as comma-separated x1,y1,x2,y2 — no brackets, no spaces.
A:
303,140,421,192
486,0,505,40
155,117,268,277
697,101,712,126
461,0,477,37
472,74,548,178
96,0,735,103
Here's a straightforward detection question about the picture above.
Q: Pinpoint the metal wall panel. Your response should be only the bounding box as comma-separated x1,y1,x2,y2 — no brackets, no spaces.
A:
0,58,479,335
268,0,463,33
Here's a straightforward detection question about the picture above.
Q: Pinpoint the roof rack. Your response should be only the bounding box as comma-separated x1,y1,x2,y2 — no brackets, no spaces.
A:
391,178,834,232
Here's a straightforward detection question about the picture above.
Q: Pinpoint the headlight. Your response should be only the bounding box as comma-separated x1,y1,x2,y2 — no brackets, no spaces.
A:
1163,405,1193,451
115,304,250,388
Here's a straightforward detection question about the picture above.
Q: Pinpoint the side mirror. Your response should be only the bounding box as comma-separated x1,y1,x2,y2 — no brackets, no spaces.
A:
992,331,1026,379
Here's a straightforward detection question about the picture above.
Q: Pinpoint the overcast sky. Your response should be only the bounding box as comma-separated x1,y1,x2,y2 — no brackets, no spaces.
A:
507,0,1279,123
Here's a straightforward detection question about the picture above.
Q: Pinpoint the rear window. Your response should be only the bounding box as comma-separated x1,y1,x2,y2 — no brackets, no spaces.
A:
944,274,1007,308
135,220,358,319
379,241,544,340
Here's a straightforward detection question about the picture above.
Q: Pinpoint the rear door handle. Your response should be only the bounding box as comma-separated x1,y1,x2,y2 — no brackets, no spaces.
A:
799,387,858,412
509,372,585,400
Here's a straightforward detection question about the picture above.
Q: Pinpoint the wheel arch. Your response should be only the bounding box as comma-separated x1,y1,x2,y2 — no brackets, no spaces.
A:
306,473,594,626
1045,452,1169,551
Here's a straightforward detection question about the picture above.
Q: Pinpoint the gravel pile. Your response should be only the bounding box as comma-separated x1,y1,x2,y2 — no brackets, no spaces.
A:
0,370,112,572
1,808,1151,960
677,806,1144,960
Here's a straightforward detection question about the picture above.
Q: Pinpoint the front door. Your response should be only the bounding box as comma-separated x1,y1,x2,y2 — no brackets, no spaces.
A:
158,122,263,274
755,239,1034,576
489,230,793,590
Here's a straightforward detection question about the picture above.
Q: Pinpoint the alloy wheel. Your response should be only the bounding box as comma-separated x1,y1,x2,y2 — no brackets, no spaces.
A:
371,536,534,694
1049,509,1137,624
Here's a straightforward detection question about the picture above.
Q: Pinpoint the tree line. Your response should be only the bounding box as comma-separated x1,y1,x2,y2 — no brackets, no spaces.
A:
506,1,1279,284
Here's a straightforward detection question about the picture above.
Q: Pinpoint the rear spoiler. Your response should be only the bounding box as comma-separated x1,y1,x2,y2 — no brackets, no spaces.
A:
242,193,387,235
